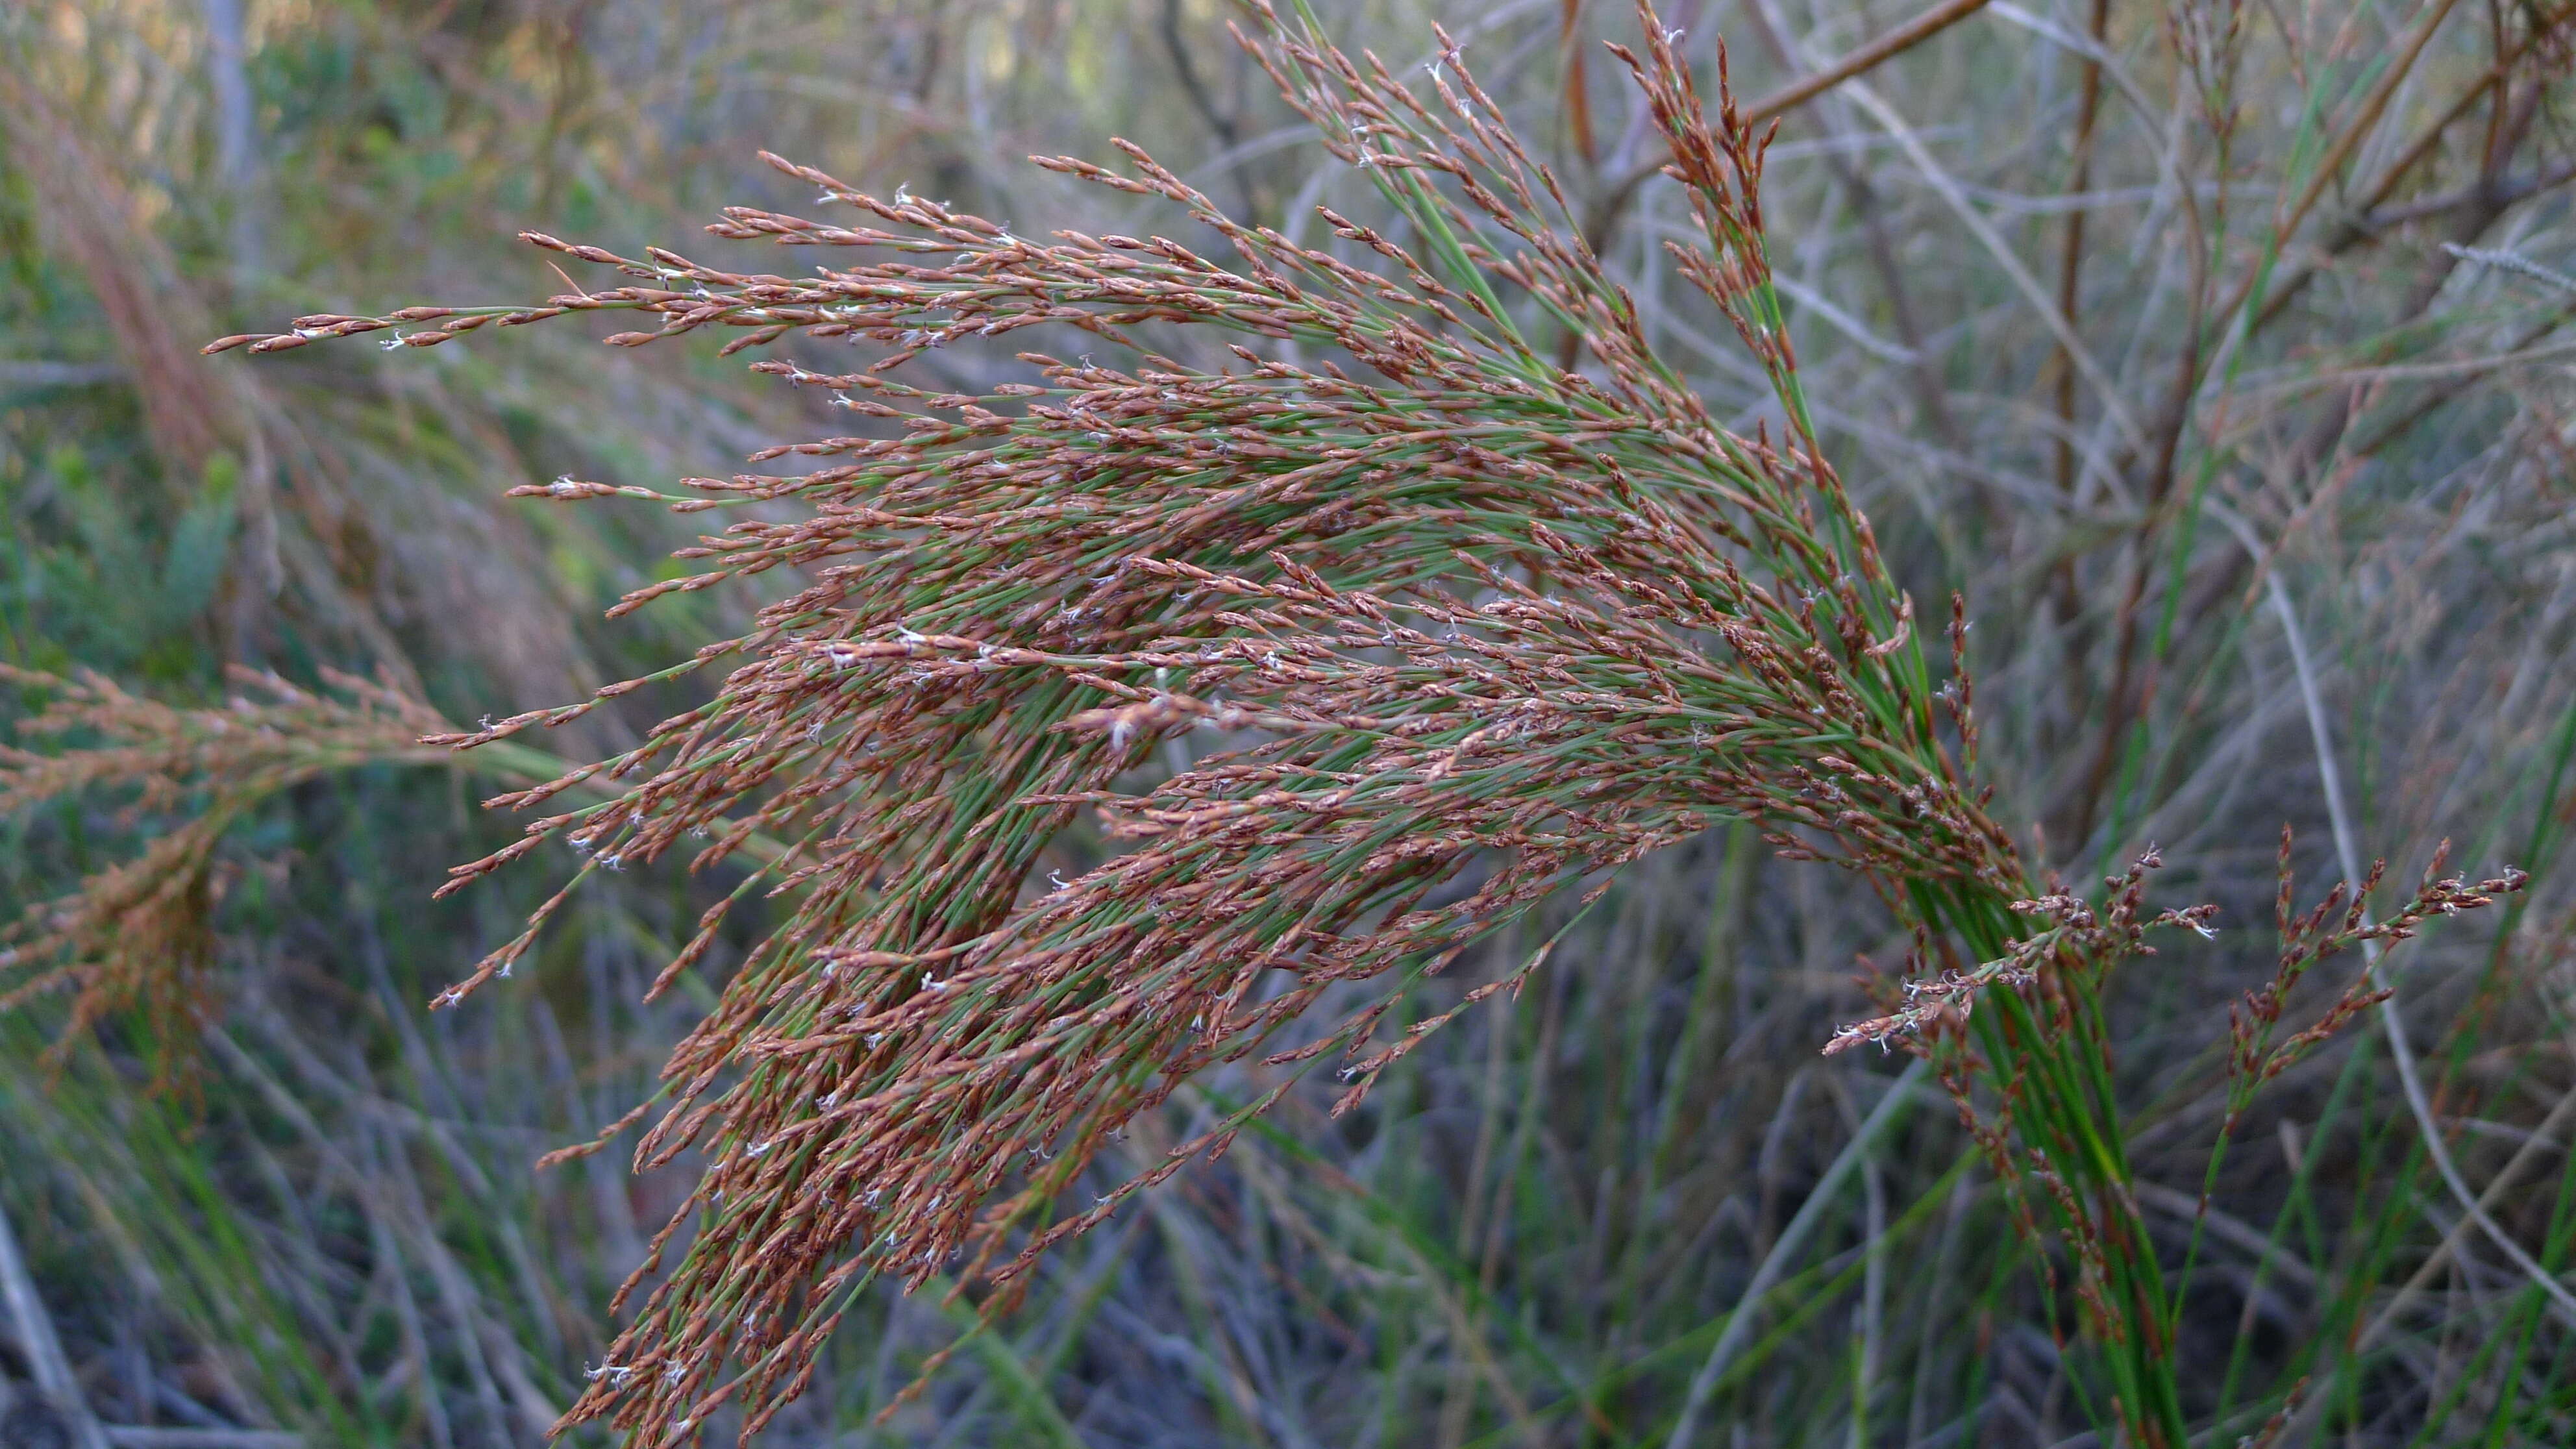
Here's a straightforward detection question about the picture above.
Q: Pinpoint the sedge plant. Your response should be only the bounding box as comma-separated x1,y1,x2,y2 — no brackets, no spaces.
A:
0,1,2519,1444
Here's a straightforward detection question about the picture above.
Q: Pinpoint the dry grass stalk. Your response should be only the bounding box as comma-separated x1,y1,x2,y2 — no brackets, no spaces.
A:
0,665,449,1084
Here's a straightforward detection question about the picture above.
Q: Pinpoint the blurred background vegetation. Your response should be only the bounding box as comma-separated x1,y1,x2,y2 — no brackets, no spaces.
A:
2,0,2573,1444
